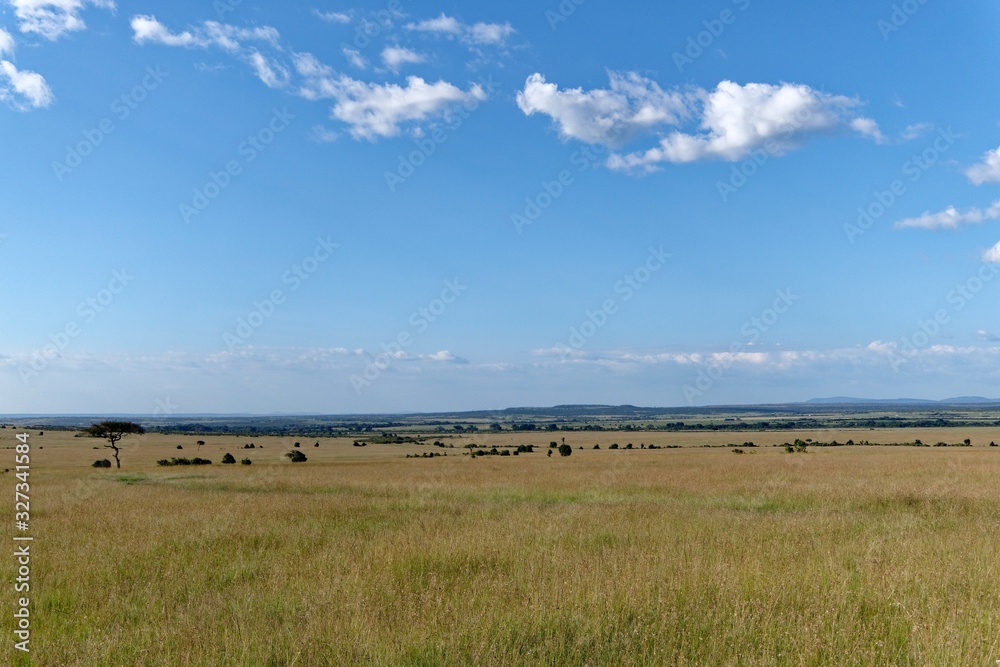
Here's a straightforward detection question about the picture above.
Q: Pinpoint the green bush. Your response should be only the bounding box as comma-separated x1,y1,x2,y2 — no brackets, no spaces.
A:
558,444,572,457
221,453,236,464
286,450,307,463
91,459,112,468
240,458,252,465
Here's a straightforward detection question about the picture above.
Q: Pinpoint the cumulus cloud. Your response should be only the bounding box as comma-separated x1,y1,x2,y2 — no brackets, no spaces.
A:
516,72,690,146
0,28,15,57
966,146,1000,185
517,73,880,172
984,241,1000,264
381,46,425,72
894,201,1000,230
132,20,491,140
406,13,514,46
294,55,486,139
10,0,115,41
331,76,485,139
610,81,876,171
0,58,54,110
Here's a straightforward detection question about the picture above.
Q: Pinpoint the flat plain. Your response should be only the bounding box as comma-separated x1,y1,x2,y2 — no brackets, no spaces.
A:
2,427,999,665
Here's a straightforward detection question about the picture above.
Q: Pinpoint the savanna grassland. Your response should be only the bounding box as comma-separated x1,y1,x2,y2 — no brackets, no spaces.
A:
2,427,999,666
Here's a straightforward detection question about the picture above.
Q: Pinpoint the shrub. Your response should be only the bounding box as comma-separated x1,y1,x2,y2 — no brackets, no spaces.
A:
286,450,308,463
158,457,212,466
516,444,534,453
294,442,300,448
241,458,252,465
221,453,236,464
593,444,600,449
732,448,745,454
990,441,997,447
609,443,619,450
500,449,510,456
625,443,633,450
314,443,320,447
176,445,183,450
91,459,112,468
549,442,558,448
785,445,795,453
558,444,572,457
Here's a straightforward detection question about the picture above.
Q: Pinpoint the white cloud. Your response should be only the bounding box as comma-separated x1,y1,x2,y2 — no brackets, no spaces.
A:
901,122,932,141
966,146,1000,185
406,13,462,35
314,10,350,24
607,80,874,172
130,15,280,53
333,76,485,139
131,14,203,48
984,241,1000,264
894,201,1000,230
851,117,886,144
10,0,115,41
381,45,425,72
518,74,879,171
309,124,339,143
342,46,366,69
405,13,514,46
466,21,514,45
0,28,15,57
516,71,690,146
0,59,54,110
248,51,289,89
421,350,466,363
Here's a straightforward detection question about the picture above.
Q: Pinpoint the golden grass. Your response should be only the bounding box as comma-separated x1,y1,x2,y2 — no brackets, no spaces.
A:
1,429,999,665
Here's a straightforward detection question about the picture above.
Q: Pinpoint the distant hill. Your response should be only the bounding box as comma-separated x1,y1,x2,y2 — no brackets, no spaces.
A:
806,396,999,405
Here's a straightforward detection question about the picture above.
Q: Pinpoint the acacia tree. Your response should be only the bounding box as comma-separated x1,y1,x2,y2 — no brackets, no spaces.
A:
83,421,145,469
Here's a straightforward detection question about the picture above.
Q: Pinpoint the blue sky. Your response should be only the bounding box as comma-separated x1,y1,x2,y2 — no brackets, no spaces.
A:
2,0,1000,414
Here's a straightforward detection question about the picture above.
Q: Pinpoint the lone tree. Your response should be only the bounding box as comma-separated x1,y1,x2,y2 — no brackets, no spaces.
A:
83,421,145,469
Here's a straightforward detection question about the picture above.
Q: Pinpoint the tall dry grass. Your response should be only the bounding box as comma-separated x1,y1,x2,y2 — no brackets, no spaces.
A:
1,430,999,665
